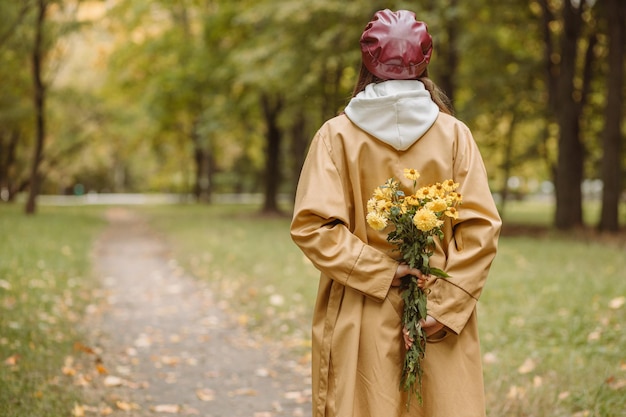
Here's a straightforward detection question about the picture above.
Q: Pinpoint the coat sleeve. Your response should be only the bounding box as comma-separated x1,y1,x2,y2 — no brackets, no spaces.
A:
290,129,399,302
427,123,502,334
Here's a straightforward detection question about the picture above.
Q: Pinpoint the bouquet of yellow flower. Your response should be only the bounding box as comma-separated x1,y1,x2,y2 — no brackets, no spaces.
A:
366,168,461,406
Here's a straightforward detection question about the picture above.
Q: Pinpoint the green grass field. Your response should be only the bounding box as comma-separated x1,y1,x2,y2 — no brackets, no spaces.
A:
143,201,626,417
1,200,624,416
0,205,106,417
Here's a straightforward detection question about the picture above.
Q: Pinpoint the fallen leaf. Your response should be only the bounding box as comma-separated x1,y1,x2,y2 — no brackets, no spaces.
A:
558,391,570,400
284,391,303,400
115,401,140,411
506,385,526,399
73,373,91,387
74,342,96,354
96,362,108,375
161,356,181,366
152,404,180,413
196,388,215,402
103,375,124,387
609,296,625,309
606,376,626,390
100,406,113,415
62,366,77,376
483,352,498,364
237,314,249,326
269,294,284,306
4,354,20,366
587,330,601,341
517,358,536,374
72,404,85,417
230,388,258,397
134,334,152,348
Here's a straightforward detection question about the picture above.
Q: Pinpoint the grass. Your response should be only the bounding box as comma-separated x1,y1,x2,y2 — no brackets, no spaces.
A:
500,198,626,228
482,235,626,416
141,201,626,417
0,204,106,417
1,200,624,416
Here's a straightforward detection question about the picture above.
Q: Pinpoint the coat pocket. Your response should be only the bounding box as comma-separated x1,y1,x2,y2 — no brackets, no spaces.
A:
426,327,451,343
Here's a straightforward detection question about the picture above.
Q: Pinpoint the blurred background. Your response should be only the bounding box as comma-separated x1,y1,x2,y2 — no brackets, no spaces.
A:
0,0,624,230
1,2,625,416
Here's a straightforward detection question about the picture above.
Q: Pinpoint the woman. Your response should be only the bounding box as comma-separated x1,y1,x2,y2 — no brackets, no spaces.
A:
290,9,501,417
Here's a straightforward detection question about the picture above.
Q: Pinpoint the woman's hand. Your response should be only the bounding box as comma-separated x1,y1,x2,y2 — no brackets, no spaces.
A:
392,264,429,287
403,316,445,349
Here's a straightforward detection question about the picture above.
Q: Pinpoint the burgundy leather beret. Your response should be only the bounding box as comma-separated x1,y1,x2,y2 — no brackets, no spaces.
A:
360,9,432,80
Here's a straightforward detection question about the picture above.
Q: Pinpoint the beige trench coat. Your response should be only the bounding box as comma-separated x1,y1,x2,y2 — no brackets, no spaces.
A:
290,112,501,417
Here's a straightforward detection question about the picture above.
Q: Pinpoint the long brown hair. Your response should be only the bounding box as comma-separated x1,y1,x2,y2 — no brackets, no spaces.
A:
351,63,454,115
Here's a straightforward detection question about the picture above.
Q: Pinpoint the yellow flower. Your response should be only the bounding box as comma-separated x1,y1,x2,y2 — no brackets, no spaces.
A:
444,206,459,220
425,199,448,213
366,211,388,231
366,197,377,214
376,199,392,214
432,183,446,198
413,208,442,232
404,195,421,207
373,187,389,201
442,179,459,192
415,187,432,200
446,192,463,204
403,168,421,181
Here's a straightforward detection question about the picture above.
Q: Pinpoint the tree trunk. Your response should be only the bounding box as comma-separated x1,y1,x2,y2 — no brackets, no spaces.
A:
290,110,308,199
438,0,458,103
599,0,625,232
0,130,20,202
498,113,517,217
190,119,213,203
553,1,584,230
25,0,47,215
260,93,283,214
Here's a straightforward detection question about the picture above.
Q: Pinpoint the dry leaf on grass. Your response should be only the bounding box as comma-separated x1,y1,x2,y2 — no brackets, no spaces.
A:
608,296,625,309
587,329,602,341
606,375,626,390
4,354,20,366
517,358,536,374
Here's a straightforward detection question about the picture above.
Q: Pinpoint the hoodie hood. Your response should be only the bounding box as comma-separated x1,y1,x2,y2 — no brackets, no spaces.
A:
344,80,439,151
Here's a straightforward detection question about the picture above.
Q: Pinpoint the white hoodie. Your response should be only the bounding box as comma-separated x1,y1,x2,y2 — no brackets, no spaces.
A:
344,80,440,151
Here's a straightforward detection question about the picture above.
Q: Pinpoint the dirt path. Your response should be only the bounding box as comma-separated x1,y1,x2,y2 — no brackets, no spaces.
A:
79,207,311,417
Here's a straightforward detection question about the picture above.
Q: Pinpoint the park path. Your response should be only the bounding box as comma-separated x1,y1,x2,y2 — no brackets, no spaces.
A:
79,207,311,417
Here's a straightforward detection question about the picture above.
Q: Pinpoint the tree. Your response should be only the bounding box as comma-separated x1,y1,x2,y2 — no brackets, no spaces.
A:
598,0,625,232
25,0,48,214
538,0,598,229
